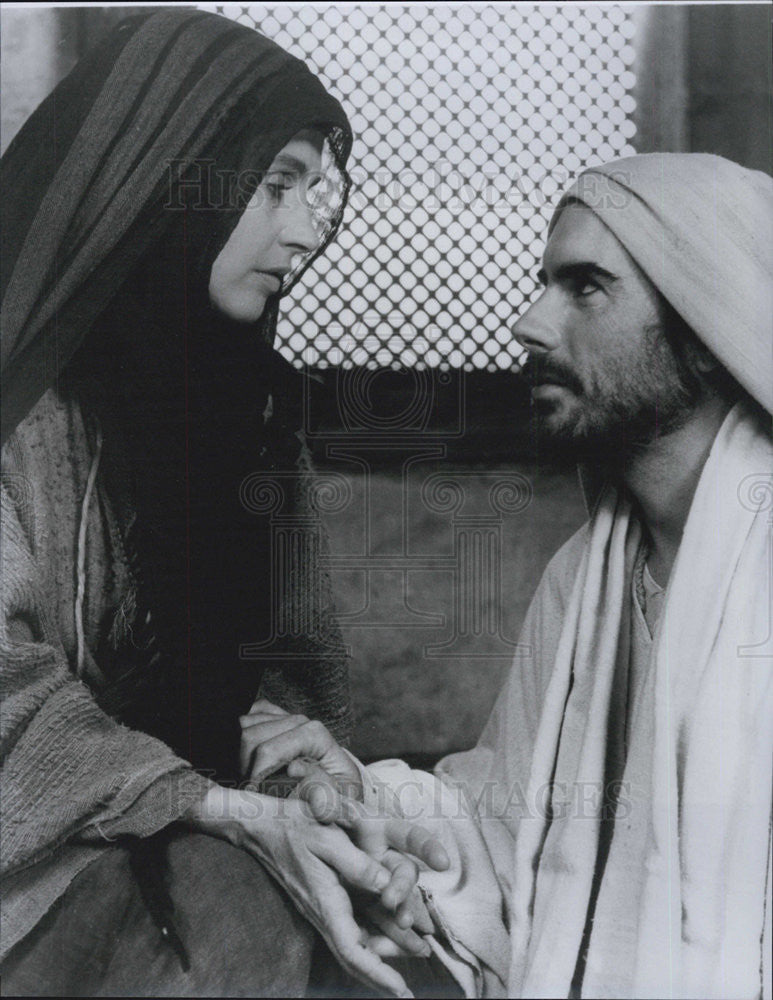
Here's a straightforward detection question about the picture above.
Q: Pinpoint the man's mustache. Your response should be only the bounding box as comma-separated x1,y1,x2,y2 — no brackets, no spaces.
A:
519,356,583,394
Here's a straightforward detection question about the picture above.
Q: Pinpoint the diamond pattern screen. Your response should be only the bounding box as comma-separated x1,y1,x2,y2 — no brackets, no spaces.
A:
200,4,637,370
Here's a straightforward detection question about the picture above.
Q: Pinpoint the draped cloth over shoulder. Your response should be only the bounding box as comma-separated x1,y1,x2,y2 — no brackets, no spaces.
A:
1,9,353,959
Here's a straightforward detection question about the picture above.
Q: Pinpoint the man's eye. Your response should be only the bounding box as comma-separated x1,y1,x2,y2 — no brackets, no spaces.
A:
574,279,601,298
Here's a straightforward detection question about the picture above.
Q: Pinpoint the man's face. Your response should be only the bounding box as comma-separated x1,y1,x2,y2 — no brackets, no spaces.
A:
513,203,694,460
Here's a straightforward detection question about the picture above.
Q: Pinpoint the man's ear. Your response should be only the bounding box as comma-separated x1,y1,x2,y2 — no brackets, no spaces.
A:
689,340,720,375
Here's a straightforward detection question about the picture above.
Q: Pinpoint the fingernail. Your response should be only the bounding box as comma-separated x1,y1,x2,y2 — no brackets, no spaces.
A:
375,871,390,890
432,847,450,870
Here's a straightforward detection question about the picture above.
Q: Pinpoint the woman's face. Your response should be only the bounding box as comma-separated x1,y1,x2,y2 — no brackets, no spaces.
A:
208,131,324,323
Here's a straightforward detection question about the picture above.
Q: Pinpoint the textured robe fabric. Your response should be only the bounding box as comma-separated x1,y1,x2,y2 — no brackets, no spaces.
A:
360,402,773,999
0,390,214,960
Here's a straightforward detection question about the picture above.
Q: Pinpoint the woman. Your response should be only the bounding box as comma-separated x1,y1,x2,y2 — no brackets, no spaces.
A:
0,10,442,996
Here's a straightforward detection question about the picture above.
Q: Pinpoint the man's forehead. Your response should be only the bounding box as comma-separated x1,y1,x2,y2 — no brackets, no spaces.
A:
543,202,632,273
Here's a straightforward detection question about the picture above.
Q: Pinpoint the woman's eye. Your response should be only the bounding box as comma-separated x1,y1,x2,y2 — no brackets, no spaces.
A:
264,175,294,202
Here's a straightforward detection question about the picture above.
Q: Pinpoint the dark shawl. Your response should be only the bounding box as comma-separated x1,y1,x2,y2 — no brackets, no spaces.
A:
1,9,353,779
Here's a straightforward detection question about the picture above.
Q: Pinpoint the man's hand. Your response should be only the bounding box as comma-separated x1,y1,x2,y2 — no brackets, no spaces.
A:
239,699,362,797
185,785,420,996
295,764,449,958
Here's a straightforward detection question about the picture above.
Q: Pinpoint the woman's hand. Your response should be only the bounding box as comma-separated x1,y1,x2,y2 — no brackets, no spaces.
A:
185,784,424,996
239,698,362,798
237,702,449,961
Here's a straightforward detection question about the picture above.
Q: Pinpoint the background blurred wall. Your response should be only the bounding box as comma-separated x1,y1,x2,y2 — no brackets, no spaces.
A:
5,4,770,169
2,3,769,761
1,7,137,153
633,2,772,171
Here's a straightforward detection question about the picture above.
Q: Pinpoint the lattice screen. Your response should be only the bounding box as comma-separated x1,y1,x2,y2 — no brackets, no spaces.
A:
199,4,637,370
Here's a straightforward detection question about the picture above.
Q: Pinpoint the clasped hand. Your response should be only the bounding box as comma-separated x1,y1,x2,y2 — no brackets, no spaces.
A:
238,699,448,996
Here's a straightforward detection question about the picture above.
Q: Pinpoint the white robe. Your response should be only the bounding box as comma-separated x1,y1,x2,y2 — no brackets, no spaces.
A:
359,403,773,999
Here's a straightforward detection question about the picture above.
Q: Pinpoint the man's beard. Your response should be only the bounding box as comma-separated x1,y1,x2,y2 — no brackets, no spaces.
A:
520,325,702,469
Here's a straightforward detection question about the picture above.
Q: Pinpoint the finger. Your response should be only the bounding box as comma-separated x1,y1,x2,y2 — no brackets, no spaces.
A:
321,791,366,831
240,718,306,778
291,756,364,805
400,889,434,935
337,938,412,998
246,720,334,782
296,768,343,824
338,805,448,877
365,905,431,957
362,934,417,959
308,882,413,997
376,866,429,932
240,716,305,743
322,904,413,997
380,857,419,913
383,819,450,872
244,697,290,718
315,829,393,897
240,717,304,742
286,758,314,780
395,899,415,930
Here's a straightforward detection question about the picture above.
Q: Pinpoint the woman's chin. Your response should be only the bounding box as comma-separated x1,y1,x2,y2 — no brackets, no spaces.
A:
209,292,268,325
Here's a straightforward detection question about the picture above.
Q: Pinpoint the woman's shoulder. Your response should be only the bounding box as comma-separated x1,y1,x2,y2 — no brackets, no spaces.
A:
4,388,84,453
3,389,97,496
1,388,106,610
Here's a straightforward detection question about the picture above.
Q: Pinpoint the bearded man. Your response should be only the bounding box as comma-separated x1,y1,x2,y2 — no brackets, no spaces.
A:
239,153,773,1000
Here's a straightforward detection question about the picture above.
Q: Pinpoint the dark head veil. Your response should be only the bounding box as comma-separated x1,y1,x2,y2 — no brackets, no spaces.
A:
0,9,354,776
0,7,351,441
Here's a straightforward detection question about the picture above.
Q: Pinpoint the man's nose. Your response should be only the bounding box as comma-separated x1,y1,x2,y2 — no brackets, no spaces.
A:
512,292,562,355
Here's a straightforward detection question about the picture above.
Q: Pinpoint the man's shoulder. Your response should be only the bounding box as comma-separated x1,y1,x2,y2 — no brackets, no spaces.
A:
533,521,591,611
509,521,591,699
545,520,591,580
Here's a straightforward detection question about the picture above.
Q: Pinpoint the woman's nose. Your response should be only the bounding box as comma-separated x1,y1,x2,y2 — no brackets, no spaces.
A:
281,195,319,255
512,292,562,355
